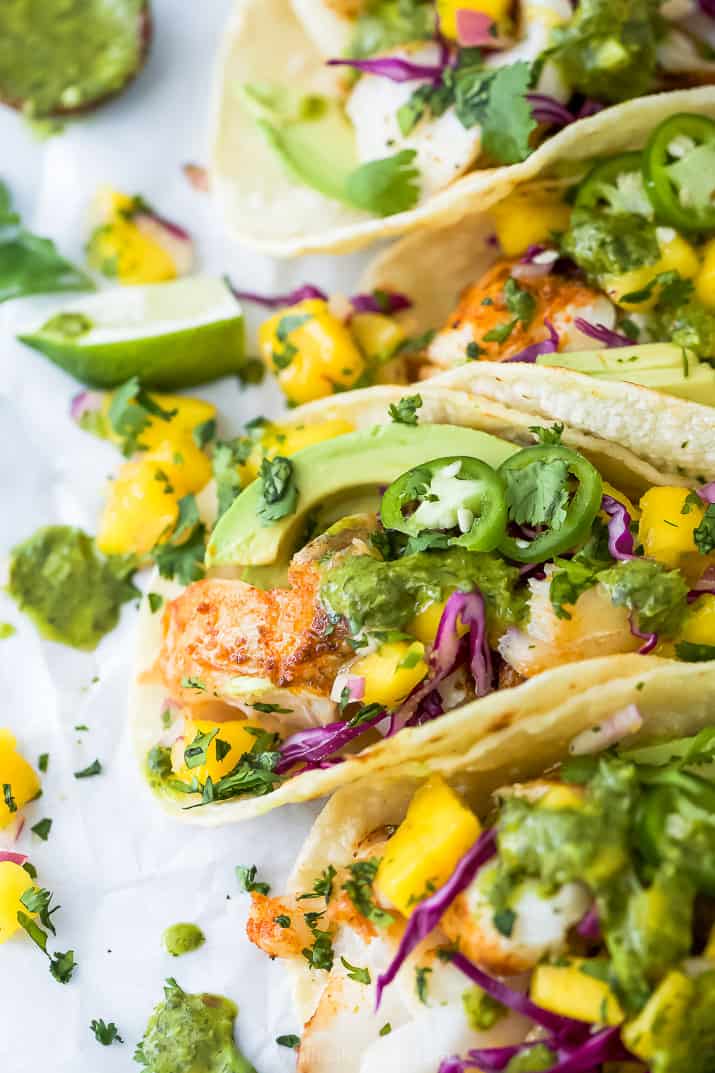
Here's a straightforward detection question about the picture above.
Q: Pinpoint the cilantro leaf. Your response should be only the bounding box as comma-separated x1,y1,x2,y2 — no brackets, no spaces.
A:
38,753,49,773
504,276,536,326
192,418,216,448
184,727,219,769
455,60,535,164
236,864,271,895
0,181,94,303
298,865,337,902
694,504,715,555
530,423,564,446
147,592,163,614
74,759,102,778
345,149,420,216
49,949,77,984
342,859,395,928
107,377,177,457
388,393,422,425
212,436,252,519
302,929,334,970
3,783,17,813
251,702,293,714
483,318,517,343
90,1019,123,1046
598,559,688,637
31,818,52,841
276,1034,300,1049
257,456,298,524
415,965,432,1004
341,957,371,984
549,557,600,620
16,886,76,984
151,494,207,585
504,459,570,529
186,728,282,807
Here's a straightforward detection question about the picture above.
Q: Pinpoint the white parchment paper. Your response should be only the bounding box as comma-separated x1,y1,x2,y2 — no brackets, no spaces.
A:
0,3,372,1067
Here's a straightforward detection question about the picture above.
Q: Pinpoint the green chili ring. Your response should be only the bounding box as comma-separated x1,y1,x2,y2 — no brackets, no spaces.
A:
643,114,715,233
380,455,507,553
497,445,603,564
574,152,645,212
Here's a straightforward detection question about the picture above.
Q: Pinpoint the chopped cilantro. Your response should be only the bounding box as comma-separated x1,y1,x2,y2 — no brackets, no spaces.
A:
31,818,52,841
147,592,163,614
251,702,293,714
380,1022,392,1036
90,1019,123,1046
302,929,334,970
274,914,291,928
151,495,207,585
341,957,371,984
3,783,17,813
504,459,570,529
483,318,517,343
192,418,216,449
181,676,207,691
74,759,102,778
530,423,564,446
550,557,600,620
276,1034,300,1049
388,393,422,425
17,886,76,984
108,377,177,457
694,504,715,555
299,865,337,902
415,965,432,1004
212,436,253,519
342,859,395,927
38,753,49,773
454,59,535,164
504,276,536,325
462,985,506,1030
345,149,420,216
598,558,688,638
238,358,266,388
466,340,484,359
184,727,219,769
493,907,516,937
236,864,271,895
257,456,298,524
215,738,232,763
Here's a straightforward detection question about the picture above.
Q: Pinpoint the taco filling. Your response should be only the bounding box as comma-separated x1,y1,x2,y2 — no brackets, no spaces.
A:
241,0,715,220
145,415,715,810
247,730,715,1073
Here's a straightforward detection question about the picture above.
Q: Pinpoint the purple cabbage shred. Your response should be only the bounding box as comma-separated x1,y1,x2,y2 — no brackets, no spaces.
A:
276,709,384,774
573,318,634,348
601,495,635,560
505,318,559,363
227,282,328,307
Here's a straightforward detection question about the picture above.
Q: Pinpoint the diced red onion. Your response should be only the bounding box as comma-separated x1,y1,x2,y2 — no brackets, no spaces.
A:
456,9,498,46
70,389,104,425
577,98,604,118
696,482,715,504
601,495,636,560
573,318,634,348
327,55,446,83
576,903,601,941
505,318,559,363
138,208,190,242
182,162,209,192
350,290,412,314
0,850,28,866
330,673,366,704
698,0,715,16
511,250,559,281
630,616,657,655
569,703,643,755
486,233,500,248
226,281,328,307
276,708,384,774
527,93,575,129
375,827,497,1008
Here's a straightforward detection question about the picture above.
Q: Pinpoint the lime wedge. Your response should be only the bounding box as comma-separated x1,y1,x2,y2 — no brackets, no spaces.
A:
17,276,245,388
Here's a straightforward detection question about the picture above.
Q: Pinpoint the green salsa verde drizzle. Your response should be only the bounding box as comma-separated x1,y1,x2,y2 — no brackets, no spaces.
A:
163,923,206,958
0,0,148,117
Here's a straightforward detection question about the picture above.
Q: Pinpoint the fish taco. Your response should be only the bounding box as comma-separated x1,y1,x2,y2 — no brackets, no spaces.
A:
131,383,715,823
210,0,715,255
244,671,715,1071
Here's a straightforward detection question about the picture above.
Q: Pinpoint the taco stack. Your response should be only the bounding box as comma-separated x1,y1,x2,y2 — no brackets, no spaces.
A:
131,381,715,823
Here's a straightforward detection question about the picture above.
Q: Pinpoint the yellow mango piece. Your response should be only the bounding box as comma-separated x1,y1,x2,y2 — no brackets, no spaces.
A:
136,394,216,452
87,189,178,285
172,719,260,786
705,922,715,959
492,188,571,258
0,862,35,943
622,971,692,1061
350,312,406,362
239,418,355,485
97,437,210,558
0,730,41,829
409,597,469,645
258,299,366,406
538,784,585,810
351,641,428,709
437,0,511,38
638,486,702,568
695,237,715,310
680,594,715,647
605,234,699,311
376,776,481,916
531,961,624,1025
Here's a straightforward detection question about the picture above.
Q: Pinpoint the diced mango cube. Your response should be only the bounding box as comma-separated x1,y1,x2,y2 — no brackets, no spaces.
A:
695,237,715,310
437,0,512,38
134,394,217,453
492,188,571,258
680,593,715,647
258,300,366,405
538,784,585,810
239,418,356,485
351,641,428,709
531,961,624,1025
350,312,406,362
376,776,481,916
87,191,177,285
638,486,702,568
622,971,692,1061
606,234,699,311
172,719,260,786
409,597,469,646
0,730,41,829
705,922,715,959
0,861,35,943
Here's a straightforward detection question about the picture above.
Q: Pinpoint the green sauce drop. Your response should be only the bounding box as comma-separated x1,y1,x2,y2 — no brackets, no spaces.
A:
163,923,205,958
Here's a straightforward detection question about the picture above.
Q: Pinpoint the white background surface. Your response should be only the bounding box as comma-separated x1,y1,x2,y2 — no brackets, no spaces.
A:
0,2,372,1068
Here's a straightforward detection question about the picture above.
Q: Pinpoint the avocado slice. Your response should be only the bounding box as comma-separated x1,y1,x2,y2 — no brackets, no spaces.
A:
207,423,518,572
537,343,715,406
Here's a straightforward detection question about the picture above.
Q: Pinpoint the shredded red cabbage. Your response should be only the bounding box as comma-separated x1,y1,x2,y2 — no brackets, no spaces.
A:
227,282,328,307
276,709,384,774
456,9,497,45
375,827,497,1008
601,495,635,560
0,850,28,866
350,290,412,314
576,98,604,118
576,903,601,940
505,318,559,362
141,207,191,242
441,1025,628,1073
630,616,657,655
526,93,575,129
698,0,715,16
327,55,446,83
688,566,715,603
573,318,634,348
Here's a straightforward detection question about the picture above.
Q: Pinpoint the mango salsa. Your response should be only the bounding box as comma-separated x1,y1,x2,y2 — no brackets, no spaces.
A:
171,720,260,787
695,237,715,309
0,730,40,828
605,234,699,311
531,960,624,1025
0,861,35,943
351,640,428,709
622,971,692,1061
240,418,355,485
680,593,715,648
492,188,571,258
87,189,190,285
638,486,703,569
376,776,481,916
258,299,366,405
